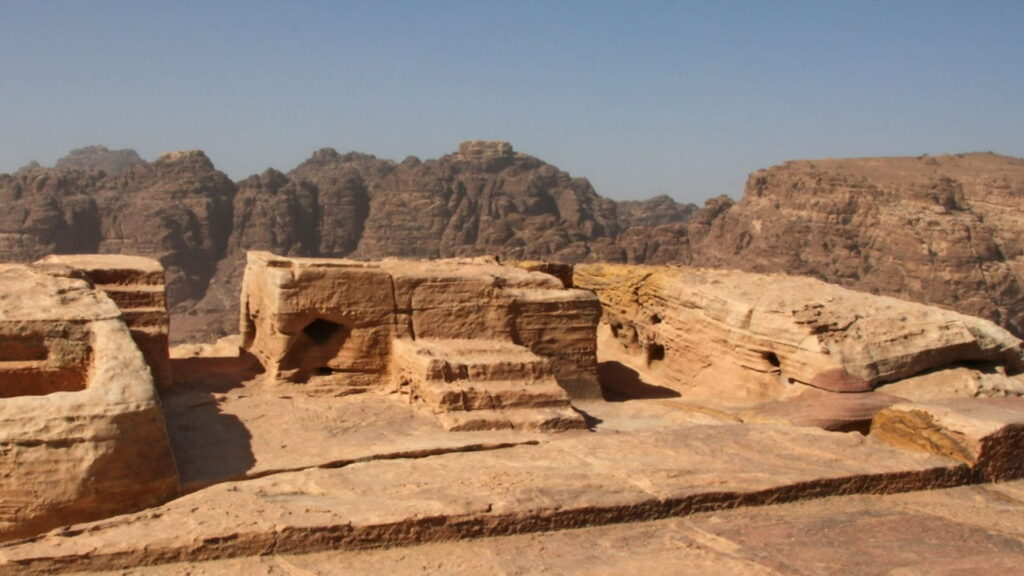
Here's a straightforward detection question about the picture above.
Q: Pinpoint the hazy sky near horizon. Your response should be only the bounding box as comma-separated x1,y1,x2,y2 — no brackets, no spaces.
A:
1,1,1022,203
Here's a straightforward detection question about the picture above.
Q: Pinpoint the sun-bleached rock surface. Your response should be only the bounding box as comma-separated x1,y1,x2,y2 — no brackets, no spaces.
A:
0,417,970,573
0,262,178,542
575,263,1024,406
875,364,1024,400
391,339,586,431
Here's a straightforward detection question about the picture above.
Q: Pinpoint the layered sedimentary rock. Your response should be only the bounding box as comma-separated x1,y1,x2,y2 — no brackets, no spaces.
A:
175,169,319,340
0,262,178,542
39,254,172,390
576,263,1024,408
0,167,104,262
285,141,629,262
0,418,976,573
688,153,1024,337
6,145,1024,348
240,252,601,428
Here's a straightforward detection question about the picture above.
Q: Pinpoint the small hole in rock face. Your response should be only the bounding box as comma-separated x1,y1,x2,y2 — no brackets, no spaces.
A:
763,352,781,368
649,314,662,325
647,343,665,364
303,318,343,345
316,366,333,376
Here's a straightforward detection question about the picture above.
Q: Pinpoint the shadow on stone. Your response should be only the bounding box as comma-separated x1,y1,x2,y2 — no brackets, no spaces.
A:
162,390,257,492
598,361,680,402
169,351,264,393
572,407,604,431
163,354,263,491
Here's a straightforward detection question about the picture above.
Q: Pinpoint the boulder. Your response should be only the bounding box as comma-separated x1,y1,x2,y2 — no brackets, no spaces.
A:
576,263,1024,407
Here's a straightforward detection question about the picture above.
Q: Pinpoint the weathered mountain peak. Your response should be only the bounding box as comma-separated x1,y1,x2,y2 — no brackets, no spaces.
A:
55,145,146,174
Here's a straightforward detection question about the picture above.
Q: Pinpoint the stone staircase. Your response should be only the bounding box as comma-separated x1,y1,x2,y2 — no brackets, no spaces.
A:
390,338,586,431
39,255,171,390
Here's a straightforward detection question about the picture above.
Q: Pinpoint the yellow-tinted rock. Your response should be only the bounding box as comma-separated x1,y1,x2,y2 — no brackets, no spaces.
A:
871,398,1024,481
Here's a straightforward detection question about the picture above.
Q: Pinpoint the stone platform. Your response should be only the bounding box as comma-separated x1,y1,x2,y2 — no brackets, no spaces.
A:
69,480,1024,576
4,376,1014,574
4,255,1024,574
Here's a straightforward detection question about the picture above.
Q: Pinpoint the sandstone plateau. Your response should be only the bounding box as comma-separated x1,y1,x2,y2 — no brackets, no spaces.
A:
1,253,1024,574
7,144,1022,346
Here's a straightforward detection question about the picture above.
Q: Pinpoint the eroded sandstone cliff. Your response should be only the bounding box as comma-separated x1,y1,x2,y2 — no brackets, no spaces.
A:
3,146,1023,343
687,153,1024,336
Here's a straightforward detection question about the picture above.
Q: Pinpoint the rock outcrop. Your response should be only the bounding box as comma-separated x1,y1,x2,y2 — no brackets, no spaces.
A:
1,142,698,343
0,261,178,542
3,252,1024,571
54,145,146,174
286,141,628,262
687,153,1024,337
240,252,600,428
575,263,1024,408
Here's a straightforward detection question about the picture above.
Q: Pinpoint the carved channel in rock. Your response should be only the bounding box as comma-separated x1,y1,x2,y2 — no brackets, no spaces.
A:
0,330,90,398
0,334,47,361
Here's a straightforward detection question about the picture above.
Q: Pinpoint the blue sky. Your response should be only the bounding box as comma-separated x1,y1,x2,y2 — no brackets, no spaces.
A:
1,1,1022,203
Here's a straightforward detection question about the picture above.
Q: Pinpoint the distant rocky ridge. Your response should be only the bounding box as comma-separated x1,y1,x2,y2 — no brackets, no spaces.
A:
0,142,696,341
1,143,1022,342
54,145,147,174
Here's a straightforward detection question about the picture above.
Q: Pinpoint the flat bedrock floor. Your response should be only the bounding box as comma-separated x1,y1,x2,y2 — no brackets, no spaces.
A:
5,372,1011,574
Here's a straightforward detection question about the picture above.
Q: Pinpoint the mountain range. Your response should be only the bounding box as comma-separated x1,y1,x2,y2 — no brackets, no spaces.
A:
3,142,1021,342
